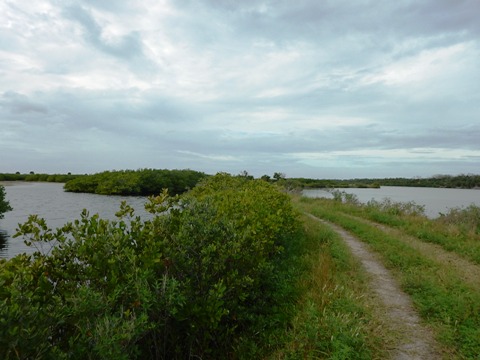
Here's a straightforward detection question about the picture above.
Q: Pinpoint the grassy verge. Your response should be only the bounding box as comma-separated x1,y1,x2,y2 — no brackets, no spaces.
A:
258,210,387,359
297,196,480,358
309,195,480,265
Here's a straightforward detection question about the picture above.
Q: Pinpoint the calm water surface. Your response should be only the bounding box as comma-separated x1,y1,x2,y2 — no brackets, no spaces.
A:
3,183,480,259
303,186,480,218
0,182,150,259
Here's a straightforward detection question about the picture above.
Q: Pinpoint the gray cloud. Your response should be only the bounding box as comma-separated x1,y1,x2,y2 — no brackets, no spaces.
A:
0,0,479,178
62,5,144,59
1,92,48,114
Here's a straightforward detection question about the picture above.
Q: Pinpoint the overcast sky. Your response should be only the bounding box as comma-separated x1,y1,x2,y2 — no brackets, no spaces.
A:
1,0,479,179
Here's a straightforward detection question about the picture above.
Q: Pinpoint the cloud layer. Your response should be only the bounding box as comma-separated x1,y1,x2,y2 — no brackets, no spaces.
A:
1,0,479,178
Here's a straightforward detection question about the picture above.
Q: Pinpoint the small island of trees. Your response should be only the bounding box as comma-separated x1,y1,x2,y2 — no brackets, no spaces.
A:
63,168,208,196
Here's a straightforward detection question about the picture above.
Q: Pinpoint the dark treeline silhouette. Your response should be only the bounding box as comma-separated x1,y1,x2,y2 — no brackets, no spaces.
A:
289,174,480,189
0,172,79,183
3,171,479,190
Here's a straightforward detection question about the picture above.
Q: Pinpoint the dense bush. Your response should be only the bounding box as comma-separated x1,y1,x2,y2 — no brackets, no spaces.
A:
0,174,299,359
63,169,208,196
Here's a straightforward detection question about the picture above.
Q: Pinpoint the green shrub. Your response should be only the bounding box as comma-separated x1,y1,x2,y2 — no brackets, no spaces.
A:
366,198,426,217
437,204,480,235
0,175,299,358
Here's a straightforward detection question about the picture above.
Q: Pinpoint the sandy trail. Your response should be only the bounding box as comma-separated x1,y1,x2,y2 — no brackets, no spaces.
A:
307,214,441,359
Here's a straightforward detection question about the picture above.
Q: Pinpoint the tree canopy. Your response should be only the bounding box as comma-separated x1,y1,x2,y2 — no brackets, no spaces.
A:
63,169,208,196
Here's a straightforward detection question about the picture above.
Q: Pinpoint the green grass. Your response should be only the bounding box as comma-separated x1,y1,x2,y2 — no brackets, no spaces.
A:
257,210,387,359
311,196,480,265
297,196,480,358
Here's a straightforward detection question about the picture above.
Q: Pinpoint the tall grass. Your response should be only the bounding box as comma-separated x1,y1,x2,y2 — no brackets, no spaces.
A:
309,194,480,265
266,209,387,359
437,204,480,236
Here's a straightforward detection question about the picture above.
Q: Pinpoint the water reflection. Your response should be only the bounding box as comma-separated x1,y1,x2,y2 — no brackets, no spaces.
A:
0,230,7,257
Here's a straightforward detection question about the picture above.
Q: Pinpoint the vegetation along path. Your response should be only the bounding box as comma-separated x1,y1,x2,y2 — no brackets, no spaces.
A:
306,214,441,359
347,213,480,290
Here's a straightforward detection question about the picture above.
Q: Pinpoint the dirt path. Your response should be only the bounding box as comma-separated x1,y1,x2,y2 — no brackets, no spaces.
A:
307,214,441,359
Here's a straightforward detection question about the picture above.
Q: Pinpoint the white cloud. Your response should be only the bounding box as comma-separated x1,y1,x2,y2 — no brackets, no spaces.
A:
1,0,479,178
177,150,241,162
362,43,470,87
293,148,480,163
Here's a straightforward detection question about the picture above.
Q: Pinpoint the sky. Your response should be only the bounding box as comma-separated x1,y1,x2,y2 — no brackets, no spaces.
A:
1,0,479,179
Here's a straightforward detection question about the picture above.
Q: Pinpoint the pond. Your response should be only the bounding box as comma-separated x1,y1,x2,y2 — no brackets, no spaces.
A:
0,182,150,259
303,186,480,218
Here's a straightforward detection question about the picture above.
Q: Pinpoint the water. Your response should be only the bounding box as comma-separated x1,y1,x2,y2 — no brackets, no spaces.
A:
3,182,480,259
0,182,150,259
303,186,480,218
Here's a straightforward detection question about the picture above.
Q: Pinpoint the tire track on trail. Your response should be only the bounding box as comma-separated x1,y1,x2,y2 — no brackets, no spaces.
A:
306,214,441,360
347,214,480,290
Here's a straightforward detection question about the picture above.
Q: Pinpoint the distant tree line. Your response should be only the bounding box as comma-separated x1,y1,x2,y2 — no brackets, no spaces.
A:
0,172,79,183
63,169,208,196
286,174,480,189
3,170,479,190
377,174,480,188
286,178,380,189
